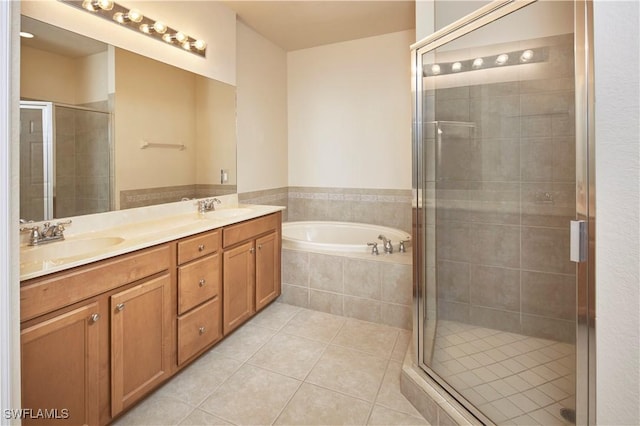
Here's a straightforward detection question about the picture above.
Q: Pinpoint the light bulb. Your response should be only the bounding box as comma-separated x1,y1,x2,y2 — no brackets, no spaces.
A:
472,58,483,69
520,49,534,62
431,64,441,75
153,21,167,34
82,0,97,11
140,23,151,34
451,62,462,72
175,32,187,43
128,9,143,23
495,53,509,65
193,40,206,51
96,0,114,10
181,41,191,51
162,33,173,43
113,12,125,23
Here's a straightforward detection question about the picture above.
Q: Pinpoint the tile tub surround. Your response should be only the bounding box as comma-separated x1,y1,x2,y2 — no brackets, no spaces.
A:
113,302,426,426
239,187,289,221
280,247,413,330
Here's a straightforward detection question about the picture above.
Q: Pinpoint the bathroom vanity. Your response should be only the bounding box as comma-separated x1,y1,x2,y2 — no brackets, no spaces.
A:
19,205,282,425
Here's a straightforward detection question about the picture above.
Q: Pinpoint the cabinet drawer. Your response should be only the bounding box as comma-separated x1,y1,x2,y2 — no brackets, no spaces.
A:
178,254,220,315
177,297,221,365
21,244,171,322
223,213,279,248
178,231,220,265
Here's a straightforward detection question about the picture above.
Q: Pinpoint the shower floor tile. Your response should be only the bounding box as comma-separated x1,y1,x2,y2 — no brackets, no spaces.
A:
113,302,428,426
427,319,576,425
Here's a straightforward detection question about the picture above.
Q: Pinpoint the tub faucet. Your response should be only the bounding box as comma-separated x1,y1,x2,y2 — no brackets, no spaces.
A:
378,235,393,253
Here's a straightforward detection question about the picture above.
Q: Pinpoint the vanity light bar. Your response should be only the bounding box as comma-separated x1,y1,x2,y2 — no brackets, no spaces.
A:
59,0,207,58
423,47,548,77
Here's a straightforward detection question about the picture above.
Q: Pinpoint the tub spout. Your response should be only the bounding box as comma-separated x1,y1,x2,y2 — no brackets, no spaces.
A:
378,235,393,253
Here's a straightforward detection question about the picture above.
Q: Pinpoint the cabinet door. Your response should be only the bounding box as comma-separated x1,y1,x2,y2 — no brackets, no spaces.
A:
21,302,101,426
255,232,280,312
222,241,255,334
111,274,172,416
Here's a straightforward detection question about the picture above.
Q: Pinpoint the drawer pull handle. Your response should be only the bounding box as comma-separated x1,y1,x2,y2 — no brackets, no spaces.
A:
199,278,206,287
250,247,255,254
115,303,125,312
198,244,205,252
199,326,206,335
90,313,100,323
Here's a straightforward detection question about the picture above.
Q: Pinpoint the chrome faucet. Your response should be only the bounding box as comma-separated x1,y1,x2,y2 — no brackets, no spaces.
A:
378,234,393,253
20,220,72,246
196,197,221,213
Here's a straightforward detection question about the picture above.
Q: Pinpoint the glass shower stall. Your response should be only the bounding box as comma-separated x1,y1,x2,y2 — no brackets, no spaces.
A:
411,1,594,424
19,101,111,221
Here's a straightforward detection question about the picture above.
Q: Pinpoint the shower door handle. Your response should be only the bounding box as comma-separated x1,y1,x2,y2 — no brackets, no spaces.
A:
570,220,587,262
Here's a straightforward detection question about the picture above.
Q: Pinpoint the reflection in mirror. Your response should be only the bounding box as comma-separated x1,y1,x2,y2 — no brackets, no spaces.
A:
19,16,237,222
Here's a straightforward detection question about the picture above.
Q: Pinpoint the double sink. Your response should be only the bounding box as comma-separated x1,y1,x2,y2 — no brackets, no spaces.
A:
20,207,254,267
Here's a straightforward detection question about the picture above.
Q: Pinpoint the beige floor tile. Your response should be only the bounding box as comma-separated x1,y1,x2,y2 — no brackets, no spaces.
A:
209,323,275,362
112,394,193,426
391,330,412,361
248,332,327,380
306,345,388,402
178,409,232,425
155,351,243,406
251,302,301,331
332,318,400,358
275,383,372,425
367,405,430,426
281,309,346,343
199,364,301,425
376,361,423,417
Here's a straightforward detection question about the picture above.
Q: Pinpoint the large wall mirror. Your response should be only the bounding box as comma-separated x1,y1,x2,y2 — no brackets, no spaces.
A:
19,16,237,222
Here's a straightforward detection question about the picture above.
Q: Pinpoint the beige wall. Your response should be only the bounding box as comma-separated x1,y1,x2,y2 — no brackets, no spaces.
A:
76,51,108,105
21,0,237,85
21,45,80,104
287,30,414,190
236,21,288,194
114,48,196,201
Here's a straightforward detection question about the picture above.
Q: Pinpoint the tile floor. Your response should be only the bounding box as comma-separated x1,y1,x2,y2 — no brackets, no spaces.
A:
428,320,576,425
114,302,428,426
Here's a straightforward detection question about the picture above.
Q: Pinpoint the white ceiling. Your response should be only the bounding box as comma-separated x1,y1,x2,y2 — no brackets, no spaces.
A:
221,0,416,51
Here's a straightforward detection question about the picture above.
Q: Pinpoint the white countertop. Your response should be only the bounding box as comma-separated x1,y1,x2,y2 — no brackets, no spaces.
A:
20,197,285,281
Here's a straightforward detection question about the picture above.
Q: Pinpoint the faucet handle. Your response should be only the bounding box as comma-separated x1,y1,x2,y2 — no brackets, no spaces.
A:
54,220,72,233
367,242,379,255
399,240,406,253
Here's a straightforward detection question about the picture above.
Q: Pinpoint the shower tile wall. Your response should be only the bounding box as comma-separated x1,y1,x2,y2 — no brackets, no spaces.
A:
55,106,110,218
434,35,576,343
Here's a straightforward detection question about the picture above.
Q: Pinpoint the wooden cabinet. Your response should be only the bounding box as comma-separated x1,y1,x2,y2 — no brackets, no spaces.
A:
255,232,281,311
110,274,172,416
222,241,256,334
20,211,282,425
176,230,222,366
20,244,172,426
222,212,282,334
21,301,102,426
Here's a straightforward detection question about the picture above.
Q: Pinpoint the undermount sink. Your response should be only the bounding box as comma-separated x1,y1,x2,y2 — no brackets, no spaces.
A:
21,237,125,264
204,207,253,219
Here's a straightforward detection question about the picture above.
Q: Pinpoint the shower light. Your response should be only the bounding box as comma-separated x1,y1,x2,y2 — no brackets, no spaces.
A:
520,49,534,62
451,62,462,72
472,58,484,69
19,31,34,38
431,64,441,75
495,53,509,65
60,0,207,58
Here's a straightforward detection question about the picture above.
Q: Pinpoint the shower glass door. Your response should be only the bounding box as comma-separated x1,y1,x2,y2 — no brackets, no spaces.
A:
413,1,592,424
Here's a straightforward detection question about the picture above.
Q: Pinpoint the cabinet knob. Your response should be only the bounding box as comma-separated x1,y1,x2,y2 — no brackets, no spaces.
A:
115,303,125,312
198,244,205,252
198,326,206,335
250,247,255,254
90,313,100,323
199,278,206,287
258,244,262,250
